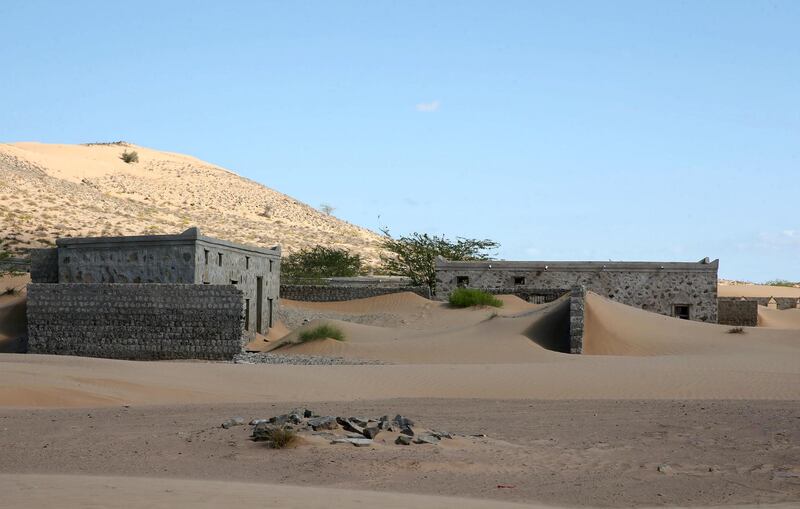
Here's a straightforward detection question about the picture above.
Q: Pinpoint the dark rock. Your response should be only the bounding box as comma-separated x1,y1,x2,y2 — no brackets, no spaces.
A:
308,416,338,431
400,425,414,437
432,430,454,439
395,435,412,445
337,417,365,435
414,434,440,445
393,415,415,428
363,426,381,439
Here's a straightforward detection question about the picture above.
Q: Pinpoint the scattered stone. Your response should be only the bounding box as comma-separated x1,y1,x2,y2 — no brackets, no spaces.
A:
221,417,245,429
393,415,415,428
395,435,412,445
363,426,381,439
308,416,338,430
414,434,440,445
250,418,268,426
331,437,373,447
400,426,415,437
337,417,365,435
657,464,673,474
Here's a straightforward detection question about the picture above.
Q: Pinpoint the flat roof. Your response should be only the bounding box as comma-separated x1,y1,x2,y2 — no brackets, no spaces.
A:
435,257,719,272
56,227,281,256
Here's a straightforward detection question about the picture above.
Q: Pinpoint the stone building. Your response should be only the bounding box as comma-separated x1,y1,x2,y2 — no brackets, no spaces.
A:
28,228,281,360
435,257,719,323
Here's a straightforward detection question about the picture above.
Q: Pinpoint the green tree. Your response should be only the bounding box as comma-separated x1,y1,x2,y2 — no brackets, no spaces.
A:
282,246,364,283
380,228,499,292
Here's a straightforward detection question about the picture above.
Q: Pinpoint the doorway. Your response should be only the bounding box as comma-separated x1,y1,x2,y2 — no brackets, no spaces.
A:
256,277,263,333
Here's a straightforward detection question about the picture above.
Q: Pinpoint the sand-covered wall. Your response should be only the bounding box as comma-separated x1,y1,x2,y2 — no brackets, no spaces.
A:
436,259,719,323
27,283,244,360
280,285,431,302
717,298,759,327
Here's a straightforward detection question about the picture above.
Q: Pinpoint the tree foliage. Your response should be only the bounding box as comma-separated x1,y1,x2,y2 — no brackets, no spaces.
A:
282,246,364,282
120,150,139,163
379,228,499,291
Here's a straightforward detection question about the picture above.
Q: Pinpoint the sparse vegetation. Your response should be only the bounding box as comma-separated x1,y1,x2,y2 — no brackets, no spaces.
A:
120,150,139,164
260,202,273,218
298,324,346,343
320,203,335,215
2,287,18,296
727,326,745,334
255,426,298,449
282,246,364,283
380,228,499,292
765,279,798,287
449,288,503,308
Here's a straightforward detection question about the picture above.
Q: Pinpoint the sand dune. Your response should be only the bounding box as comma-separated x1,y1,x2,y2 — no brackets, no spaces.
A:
758,306,800,329
0,141,383,262
718,283,800,298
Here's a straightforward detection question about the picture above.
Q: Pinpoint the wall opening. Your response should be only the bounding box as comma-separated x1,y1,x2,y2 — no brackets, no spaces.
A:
269,259,274,272
218,253,223,266
246,256,250,269
256,276,263,334
673,304,691,320
230,279,238,285
244,299,250,331
514,276,526,285
456,276,469,287
204,250,209,265
267,298,273,329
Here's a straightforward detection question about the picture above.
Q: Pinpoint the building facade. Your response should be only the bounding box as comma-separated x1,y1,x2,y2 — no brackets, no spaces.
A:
435,257,719,323
31,227,281,337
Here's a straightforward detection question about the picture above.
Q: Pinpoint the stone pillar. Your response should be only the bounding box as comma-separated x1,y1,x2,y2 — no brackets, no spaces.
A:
569,285,585,354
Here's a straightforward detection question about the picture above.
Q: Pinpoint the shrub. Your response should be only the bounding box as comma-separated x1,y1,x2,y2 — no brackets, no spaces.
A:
320,203,335,215
120,150,139,163
298,324,345,343
765,279,798,287
449,288,503,308
727,326,745,334
282,246,364,283
254,426,298,449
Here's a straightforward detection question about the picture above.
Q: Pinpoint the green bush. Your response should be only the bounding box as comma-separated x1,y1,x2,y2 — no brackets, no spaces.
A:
448,288,503,308
282,246,364,283
765,279,797,287
298,324,345,343
120,150,139,163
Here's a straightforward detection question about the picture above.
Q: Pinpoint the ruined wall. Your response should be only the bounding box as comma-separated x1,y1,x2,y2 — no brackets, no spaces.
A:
436,260,719,323
717,298,758,327
569,286,585,354
27,284,243,360
280,285,432,302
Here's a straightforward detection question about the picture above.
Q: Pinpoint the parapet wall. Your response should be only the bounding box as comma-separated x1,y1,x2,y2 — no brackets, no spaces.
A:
569,286,585,354
27,283,244,360
717,298,758,327
280,285,432,302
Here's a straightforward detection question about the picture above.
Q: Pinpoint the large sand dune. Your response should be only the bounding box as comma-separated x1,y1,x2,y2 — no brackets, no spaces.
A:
0,141,383,262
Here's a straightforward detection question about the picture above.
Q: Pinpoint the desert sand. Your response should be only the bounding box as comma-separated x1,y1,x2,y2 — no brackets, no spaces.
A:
0,283,799,507
0,142,383,262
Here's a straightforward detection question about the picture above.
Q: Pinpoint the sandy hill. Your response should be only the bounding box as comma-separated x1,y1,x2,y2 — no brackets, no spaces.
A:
0,141,384,262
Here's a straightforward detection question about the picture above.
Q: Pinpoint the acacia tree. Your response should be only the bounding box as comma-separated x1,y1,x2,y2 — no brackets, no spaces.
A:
282,246,364,283
380,228,499,292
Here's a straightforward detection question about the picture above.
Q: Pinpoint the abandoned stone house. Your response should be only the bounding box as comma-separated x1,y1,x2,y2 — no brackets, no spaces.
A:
27,228,280,360
435,257,719,323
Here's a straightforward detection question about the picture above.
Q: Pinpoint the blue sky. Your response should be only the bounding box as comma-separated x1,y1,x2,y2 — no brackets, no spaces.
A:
2,1,798,281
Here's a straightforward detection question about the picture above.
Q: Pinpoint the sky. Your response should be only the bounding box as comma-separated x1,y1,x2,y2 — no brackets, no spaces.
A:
1,1,798,281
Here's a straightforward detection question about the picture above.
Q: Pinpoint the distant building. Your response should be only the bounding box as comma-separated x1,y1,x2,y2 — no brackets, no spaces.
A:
435,257,719,323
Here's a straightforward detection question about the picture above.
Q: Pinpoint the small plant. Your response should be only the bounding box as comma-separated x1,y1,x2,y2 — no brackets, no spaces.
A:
253,425,298,449
320,203,335,215
2,287,17,295
260,202,273,218
765,279,798,287
298,324,345,343
120,150,139,163
727,326,745,334
448,288,503,308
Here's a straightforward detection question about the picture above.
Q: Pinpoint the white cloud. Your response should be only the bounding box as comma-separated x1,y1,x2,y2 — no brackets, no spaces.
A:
415,100,440,113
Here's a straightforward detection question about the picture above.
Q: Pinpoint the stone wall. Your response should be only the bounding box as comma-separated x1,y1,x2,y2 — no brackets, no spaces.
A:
569,286,585,354
436,259,719,323
280,285,432,302
27,283,244,360
30,248,58,283
717,298,758,327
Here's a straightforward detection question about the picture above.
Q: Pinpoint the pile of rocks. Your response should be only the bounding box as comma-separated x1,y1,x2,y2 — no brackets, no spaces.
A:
233,352,385,365
222,408,457,447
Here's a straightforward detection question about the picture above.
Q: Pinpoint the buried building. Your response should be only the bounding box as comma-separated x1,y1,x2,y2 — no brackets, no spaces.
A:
435,257,719,323
27,228,280,360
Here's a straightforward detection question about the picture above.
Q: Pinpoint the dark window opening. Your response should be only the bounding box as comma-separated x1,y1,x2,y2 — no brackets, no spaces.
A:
245,256,250,269
674,304,691,320
256,276,264,334
267,298,274,328
230,279,238,285
514,276,526,285
204,250,209,265
202,281,210,285
456,276,469,288
218,253,223,266
244,299,250,331
269,259,274,272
